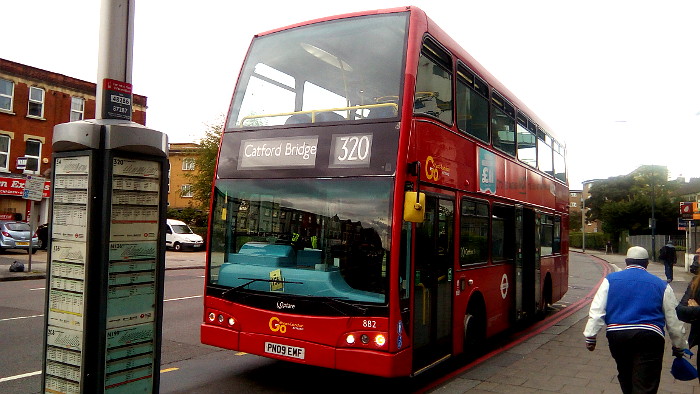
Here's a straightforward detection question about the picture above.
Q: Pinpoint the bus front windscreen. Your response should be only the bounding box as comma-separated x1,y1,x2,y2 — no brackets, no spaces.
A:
208,178,392,305
227,12,408,128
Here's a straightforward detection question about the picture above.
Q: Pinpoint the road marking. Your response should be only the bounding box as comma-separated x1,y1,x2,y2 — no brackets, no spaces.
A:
0,370,41,383
30,287,45,291
164,295,202,302
0,295,201,322
235,352,248,356
0,314,43,322
1,367,182,382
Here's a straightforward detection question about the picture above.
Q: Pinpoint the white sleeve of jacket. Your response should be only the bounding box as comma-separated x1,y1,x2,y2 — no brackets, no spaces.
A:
583,278,609,339
663,284,688,349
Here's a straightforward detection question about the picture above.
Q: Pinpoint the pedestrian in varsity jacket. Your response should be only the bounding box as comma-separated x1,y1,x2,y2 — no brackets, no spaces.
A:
584,246,687,393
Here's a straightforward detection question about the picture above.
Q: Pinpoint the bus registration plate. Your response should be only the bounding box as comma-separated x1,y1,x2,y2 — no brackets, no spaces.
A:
265,342,305,360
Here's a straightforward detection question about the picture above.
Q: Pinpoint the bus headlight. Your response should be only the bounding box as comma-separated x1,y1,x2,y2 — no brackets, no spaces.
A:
206,310,237,329
340,331,388,349
374,334,386,347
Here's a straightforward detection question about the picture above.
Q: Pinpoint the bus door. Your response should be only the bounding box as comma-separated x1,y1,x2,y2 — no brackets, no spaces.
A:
412,194,454,372
514,207,541,322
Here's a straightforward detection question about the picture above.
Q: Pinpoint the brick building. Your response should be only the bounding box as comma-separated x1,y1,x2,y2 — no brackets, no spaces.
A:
569,180,602,233
167,142,200,209
0,58,147,224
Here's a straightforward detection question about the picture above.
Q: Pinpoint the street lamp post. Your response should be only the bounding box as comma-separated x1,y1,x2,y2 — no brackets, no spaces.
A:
582,196,586,253
651,168,656,262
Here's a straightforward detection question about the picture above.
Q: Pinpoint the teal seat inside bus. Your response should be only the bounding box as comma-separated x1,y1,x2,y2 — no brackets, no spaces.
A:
229,243,297,267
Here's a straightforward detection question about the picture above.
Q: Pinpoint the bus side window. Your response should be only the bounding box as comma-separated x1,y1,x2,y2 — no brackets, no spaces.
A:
540,214,559,256
456,65,489,143
414,39,453,125
459,198,489,265
492,204,515,262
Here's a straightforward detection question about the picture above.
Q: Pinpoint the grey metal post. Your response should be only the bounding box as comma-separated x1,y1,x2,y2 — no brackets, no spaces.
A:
95,0,135,120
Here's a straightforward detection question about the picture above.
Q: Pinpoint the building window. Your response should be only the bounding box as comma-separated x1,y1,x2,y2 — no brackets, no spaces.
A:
182,157,195,171
0,79,14,112
0,134,9,171
181,184,193,198
25,139,41,173
70,97,85,121
28,87,45,118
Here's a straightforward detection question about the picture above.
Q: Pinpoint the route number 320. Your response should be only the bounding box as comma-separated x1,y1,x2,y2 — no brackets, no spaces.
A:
336,135,372,162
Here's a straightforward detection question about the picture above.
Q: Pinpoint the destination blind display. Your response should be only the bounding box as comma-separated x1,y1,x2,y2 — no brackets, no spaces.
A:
237,133,374,170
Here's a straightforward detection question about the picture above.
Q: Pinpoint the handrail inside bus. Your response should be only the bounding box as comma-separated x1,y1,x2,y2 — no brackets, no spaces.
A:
239,103,398,126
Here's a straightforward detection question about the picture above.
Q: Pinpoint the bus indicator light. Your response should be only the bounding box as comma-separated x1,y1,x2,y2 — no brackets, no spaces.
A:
346,334,356,344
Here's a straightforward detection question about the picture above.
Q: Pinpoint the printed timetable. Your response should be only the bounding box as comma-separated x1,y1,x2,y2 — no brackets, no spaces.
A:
44,155,91,391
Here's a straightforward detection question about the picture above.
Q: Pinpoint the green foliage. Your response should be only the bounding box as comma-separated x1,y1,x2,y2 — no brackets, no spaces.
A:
569,210,582,232
167,206,208,235
586,166,682,238
186,117,224,209
569,232,609,250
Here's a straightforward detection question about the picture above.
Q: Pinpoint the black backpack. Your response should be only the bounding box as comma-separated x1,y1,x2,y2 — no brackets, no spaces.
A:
659,246,667,260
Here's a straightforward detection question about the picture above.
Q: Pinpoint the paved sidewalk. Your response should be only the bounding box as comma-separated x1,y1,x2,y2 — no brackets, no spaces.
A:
431,250,700,393
0,249,205,281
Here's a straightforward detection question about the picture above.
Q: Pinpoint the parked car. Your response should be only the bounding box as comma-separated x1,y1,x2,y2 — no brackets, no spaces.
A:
0,220,40,253
165,219,204,251
36,223,49,250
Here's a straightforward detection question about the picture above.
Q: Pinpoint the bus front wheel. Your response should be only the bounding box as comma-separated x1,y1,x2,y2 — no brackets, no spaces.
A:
463,305,486,359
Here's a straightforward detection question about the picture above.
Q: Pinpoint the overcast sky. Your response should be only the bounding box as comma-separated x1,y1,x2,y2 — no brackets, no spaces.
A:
4,0,700,189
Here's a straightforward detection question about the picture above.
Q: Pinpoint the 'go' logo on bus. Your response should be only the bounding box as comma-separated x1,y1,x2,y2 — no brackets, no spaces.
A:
269,317,287,333
269,317,304,334
425,156,439,181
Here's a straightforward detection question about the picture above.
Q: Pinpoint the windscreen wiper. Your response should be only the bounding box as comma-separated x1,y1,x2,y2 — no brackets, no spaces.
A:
221,277,304,297
325,297,368,315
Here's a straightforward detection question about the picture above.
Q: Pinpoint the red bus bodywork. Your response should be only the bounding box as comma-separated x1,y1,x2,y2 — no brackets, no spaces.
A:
202,6,568,377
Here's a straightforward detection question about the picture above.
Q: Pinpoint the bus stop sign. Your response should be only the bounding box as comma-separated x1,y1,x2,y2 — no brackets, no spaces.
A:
102,78,132,121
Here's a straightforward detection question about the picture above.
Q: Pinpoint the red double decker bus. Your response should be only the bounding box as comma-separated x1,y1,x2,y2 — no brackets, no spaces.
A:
201,6,569,377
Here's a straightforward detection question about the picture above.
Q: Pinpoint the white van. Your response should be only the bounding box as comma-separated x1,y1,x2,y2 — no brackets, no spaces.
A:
166,219,204,251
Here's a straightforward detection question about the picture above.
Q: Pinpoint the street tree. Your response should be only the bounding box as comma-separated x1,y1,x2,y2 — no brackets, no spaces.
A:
186,118,223,209
586,166,681,239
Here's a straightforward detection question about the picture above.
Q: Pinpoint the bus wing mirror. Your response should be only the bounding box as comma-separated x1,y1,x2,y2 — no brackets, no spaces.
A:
403,191,426,223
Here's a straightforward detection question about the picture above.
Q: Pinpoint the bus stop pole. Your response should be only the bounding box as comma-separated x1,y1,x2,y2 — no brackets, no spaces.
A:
96,0,134,120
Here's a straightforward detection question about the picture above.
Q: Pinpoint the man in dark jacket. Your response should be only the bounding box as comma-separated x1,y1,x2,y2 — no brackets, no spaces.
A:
659,241,677,283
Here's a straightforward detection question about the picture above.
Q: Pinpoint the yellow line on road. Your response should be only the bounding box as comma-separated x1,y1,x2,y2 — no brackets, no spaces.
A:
160,368,179,373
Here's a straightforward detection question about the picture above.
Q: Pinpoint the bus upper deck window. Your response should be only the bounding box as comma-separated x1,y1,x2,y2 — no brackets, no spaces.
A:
414,39,453,125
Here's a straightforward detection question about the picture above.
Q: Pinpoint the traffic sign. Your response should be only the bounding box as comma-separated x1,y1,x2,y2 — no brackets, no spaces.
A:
22,175,45,201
